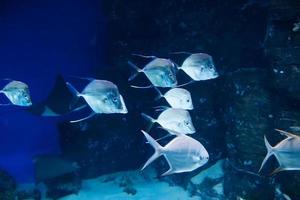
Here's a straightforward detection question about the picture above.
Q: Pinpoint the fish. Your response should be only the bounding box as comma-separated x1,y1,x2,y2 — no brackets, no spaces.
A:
259,129,300,174
128,56,178,88
154,87,193,110
141,130,209,176
0,80,32,106
66,78,128,123
141,108,195,134
177,53,219,81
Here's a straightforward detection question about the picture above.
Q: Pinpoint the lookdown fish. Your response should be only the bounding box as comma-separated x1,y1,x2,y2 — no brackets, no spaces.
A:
128,55,178,88
0,80,32,106
154,87,193,110
177,52,219,81
141,108,195,135
66,78,127,123
259,129,300,174
141,129,209,176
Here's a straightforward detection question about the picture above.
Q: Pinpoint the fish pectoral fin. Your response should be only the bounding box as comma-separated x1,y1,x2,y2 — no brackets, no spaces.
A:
275,129,296,139
70,112,96,123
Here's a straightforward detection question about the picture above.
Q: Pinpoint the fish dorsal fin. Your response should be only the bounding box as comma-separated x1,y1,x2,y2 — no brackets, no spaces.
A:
69,75,95,82
132,53,157,59
275,129,296,139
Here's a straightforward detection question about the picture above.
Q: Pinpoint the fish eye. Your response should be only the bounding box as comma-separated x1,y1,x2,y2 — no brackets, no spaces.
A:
186,99,190,102
103,97,108,102
169,73,173,78
184,121,189,126
113,97,118,102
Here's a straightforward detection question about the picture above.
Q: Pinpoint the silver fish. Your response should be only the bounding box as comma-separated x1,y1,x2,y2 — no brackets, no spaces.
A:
154,87,193,110
67,79,127,123
259,129,300,174
141,130,209,176
128,57,177,88
178,53,219,81
141,108,195,134
0,80,32,106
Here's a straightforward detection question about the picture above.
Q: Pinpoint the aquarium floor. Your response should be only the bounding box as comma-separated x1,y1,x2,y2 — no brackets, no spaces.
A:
60,169,200,200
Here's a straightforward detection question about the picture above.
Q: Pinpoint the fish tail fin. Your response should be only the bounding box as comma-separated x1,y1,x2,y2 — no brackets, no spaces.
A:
141,130,164,170
153,87,163,101
141,113,156,132
128,61,143,81
259,135,274,173
66,82,81,110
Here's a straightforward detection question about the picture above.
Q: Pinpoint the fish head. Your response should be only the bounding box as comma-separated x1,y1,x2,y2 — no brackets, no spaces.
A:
179,93,193,110
98,91,127,114
181,53,219,81
192,149,209,168
175,118,195,134
5,88,32,106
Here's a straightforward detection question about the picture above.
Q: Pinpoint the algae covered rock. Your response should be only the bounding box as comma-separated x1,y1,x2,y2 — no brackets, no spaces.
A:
222,68,274,198
264,0,300,100
223,68,273,171
0,169,16,200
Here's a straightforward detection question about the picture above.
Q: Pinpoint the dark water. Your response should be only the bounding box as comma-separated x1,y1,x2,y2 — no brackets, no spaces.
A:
1,0,300,199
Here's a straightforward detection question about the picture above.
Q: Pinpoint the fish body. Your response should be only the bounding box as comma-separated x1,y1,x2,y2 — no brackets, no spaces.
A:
128,58,178,88
157,87,193,110
142,108,195,134
79,80,127,114
1,80,32,106
66,79,127,122
179,53,219,81
141,130,209,176
259,129,300,174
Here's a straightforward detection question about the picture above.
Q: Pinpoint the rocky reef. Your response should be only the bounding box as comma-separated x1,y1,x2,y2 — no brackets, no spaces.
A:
16,0,298,199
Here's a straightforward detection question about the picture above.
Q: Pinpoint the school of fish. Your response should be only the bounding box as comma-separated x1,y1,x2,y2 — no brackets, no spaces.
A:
2,52,296,177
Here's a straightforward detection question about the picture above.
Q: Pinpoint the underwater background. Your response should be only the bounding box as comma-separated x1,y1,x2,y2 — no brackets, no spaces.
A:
0,0,300,199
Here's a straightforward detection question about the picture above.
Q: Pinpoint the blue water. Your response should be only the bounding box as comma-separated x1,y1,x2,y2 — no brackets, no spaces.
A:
0,0,103,182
